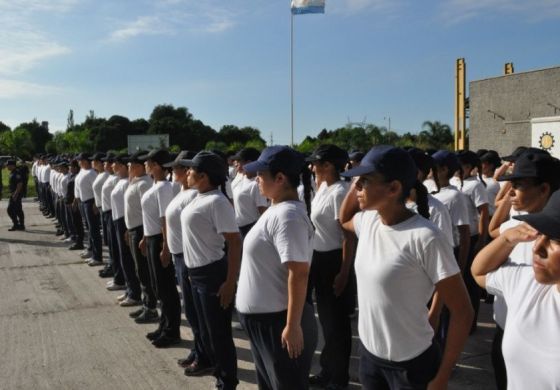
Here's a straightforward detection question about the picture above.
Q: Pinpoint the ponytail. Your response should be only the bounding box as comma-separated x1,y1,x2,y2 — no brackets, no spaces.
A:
414,180,430,219
476,161,486,187
429,160,441,194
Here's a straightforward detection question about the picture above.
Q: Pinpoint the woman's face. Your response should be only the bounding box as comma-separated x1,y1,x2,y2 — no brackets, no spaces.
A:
509,179,549,213
172,166,188,182
187,168,204,189
532,234,560,286
256,170,277,199
354,172,394,210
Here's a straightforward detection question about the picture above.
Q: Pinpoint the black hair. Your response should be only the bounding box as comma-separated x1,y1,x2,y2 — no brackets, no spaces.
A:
457,152,485,187
269,164,314,216
413,180,430,219
428,158,441,194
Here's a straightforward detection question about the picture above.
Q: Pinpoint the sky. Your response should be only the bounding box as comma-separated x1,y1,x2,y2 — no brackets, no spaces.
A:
1,0,559,146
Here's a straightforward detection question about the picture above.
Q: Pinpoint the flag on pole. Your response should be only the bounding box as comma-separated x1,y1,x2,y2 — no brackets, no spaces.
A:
291,0,325,14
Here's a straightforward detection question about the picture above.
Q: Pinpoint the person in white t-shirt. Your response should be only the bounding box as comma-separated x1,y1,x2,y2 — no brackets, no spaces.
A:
472,189,560,390
339,145,473,390
230,147,269,238
236,146,317,390
181,151,242,390
305,144,353,390
162,151,213,375
137,149,182,348
479,150,502,217
451,150,489,333
486,150,560,390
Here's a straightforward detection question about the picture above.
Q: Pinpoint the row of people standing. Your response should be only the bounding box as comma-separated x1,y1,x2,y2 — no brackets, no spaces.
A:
31,142,555,390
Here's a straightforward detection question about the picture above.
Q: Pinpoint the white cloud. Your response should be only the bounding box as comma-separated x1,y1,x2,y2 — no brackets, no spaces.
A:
107,1,238,42
0,79,63,99
440,0,560,24
109,16,174,42
0,0,79,13
0,28,70,75
328,0,400,15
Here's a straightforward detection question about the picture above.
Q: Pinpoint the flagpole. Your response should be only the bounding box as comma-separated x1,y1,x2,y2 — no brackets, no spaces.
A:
290,10,294,147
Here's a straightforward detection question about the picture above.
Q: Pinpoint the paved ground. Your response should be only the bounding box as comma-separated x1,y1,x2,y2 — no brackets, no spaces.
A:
0,200,496,389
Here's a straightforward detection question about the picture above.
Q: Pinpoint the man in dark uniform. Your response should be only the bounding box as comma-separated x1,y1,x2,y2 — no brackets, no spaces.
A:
6,160,25,231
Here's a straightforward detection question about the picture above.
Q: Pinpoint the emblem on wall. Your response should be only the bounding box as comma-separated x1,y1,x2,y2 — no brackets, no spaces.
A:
539,131,555,151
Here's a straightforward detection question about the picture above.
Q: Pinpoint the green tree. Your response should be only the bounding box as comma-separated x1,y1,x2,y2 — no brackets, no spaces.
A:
0,121,11,133
419,121,453,149
0,128,34,159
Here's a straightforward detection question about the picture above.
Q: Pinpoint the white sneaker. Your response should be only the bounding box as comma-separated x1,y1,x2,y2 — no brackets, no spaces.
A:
116,293,128,302
106,280,114,287
119,297,141,307
107,282,126,291
88,259,104,267
64,237,73,243
80,251,92,259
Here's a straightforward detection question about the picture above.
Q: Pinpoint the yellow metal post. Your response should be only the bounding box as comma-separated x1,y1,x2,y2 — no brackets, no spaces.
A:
454,58,466,151
504,62,514,75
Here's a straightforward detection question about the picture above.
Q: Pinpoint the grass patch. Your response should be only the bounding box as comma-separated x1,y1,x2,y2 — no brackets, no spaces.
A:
1,166,37,199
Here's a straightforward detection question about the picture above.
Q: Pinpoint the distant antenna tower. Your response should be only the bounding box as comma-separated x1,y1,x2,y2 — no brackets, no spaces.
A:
346,116,368,128
269,131,274,146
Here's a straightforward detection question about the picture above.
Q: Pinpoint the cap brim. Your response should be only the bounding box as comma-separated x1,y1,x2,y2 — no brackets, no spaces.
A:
514,213,560,240
163,159,189,168
341,165,376,177
137,153,151,161
497,173,535,182
304,155,321,163
501,155,516,162
243,160,269,174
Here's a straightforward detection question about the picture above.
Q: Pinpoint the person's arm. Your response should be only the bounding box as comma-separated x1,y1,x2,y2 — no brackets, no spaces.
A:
12,182,23,199
217,232,242,309
471,223,538,289
333,226,356,297
489,194,512,239
160,217,171,267
282,261,310,359
475,204,489,251
339,182,360,233
428,274,473,389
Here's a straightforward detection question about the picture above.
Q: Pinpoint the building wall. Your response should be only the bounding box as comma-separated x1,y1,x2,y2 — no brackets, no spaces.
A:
469,66,560,156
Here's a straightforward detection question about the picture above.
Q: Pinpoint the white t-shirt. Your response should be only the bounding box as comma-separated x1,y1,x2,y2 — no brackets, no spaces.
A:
60,173,69,198
236,201,314,314
493,215,533,328
101,175,119,212
486,264,560,390
141,180,175,237
124,175,153,229
407,194,454,248
353,211,459,361
76,168,97,202
110,178,129,221
482,175,500,216
310,180,349,251
181,190,238,268
451,176,489,236
233,175,269,227
92,171,109,208
423,178,438,194
433,185,471,248
165,189,197,255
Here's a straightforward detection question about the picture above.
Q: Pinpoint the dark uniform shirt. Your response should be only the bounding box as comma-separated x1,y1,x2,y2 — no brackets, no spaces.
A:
9,169,24,194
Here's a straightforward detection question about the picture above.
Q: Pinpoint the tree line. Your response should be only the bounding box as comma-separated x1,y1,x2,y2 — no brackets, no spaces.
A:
0,104,455,160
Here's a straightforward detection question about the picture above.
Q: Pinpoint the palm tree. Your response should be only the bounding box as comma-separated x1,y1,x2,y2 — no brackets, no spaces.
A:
420,121,453,149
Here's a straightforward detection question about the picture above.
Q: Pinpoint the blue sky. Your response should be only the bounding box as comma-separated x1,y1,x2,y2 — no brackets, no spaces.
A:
1,0,559,146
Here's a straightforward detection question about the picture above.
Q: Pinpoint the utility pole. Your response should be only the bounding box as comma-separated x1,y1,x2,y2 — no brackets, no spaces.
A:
454,58,467,151
269,132,274,146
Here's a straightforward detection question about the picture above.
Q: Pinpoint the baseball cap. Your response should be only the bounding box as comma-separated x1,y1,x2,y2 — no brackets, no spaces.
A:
128,150,148,164
139,148,174,166
498,151,560,183
480,150,502,167
163,150,197,168
305,144,349,164
348,150,365,162
243,146,305,175
231,148,261,162
341,145,417,191
76,152,91,161
182,151,228,180
514,190,560,240
113,153,129,165
101,152,117,163
407,148,434,175
431,150,461,174
90,152,106,161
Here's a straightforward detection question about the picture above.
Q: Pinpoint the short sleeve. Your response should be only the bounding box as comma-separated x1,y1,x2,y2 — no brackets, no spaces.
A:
419,235,460,284
353,211,365,238
272,212,312,263
472,182,489,208
331,187,347,222
251,181,269,208
212,197,239,234
157,185,175,218
486,262,529,300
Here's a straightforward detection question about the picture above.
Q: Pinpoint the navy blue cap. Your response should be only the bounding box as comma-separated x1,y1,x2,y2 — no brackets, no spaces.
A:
341,145,417,190
183,151,228,180
113,153,129,165
432,150,461,174
163,150,197,168
101,152,117,163
231,147,261,162
480,150,501,167
348,150,365,162
407,148,434,174
243,146,305,175
498,151,560,183
306,144,348,164
76,152,91,161
514,189,560,240
90,152,106,161
128,150,148,164
139,148,174,166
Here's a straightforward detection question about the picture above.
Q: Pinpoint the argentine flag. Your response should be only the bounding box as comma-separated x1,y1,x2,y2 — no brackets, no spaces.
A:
291,0,325,14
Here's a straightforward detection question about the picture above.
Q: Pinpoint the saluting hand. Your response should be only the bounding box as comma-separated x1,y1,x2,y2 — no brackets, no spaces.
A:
281,324,304,359
502,223,540,246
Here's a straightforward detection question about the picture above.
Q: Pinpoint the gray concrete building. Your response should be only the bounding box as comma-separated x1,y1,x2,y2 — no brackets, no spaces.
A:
469,65,560,156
